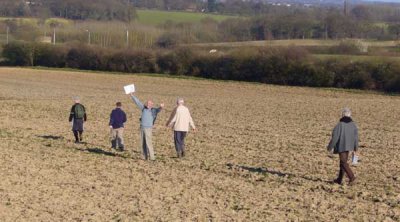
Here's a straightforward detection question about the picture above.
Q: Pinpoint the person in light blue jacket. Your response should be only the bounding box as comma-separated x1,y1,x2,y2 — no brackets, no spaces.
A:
129,92,164,160
327,107,359,185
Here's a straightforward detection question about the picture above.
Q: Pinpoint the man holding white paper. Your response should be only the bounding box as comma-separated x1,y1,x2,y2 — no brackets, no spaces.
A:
124,84,135,94
129,92,164,161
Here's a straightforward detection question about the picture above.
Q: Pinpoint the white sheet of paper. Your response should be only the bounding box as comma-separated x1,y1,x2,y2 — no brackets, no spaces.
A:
124,84,135,94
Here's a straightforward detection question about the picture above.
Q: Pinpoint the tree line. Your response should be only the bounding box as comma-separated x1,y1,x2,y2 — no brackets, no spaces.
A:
0,0,136,21
2,41,400,93
2,0,400,43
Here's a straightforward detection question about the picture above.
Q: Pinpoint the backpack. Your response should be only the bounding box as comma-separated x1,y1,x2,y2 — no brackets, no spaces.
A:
74,104,85,119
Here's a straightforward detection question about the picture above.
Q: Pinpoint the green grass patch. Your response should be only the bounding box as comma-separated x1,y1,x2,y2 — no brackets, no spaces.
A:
189,39,400,48
136,9,236,25
0,17,73,27
0,17,38,26
44,18,73,27
312,54,400,63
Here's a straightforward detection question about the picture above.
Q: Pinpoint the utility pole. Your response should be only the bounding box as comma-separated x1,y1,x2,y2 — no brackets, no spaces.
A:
53,28,56,45
126,29,129,47
86,30,91,45
6,26,9,44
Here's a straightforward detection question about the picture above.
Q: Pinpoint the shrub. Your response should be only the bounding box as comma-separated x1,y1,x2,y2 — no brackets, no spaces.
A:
107,50,155,73
287,63,334,87
340,62,375,89
2,41,33,66
329,41,362,55
156,53,179,74
156,32,179,48
66,45,106,70
384,76,400,92
174,47,196,75
34,44,67,67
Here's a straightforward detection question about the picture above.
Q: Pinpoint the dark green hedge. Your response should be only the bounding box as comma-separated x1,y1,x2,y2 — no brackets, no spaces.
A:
2,41,400,93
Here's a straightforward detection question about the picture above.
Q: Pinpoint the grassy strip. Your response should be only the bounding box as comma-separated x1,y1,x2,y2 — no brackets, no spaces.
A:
136,9,236,25
312,54,400,62
189,39,400,48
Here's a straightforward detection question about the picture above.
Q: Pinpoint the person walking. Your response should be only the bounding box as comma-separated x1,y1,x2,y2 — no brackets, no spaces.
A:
129,92,164,160
166,98,196,158
69,97,87,144
109,102,127,151
327,107,359,185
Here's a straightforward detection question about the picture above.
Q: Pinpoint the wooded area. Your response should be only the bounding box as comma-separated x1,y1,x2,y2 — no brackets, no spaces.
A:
0,0,136,21
2,0,400,41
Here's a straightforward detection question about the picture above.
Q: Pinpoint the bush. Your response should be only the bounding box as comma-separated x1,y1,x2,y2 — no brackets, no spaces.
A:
66,45,106,70
156,53,179,74
107,50,155,73
34,44,67,67
384,76,400,92
334,62,375,89
287,63,334,87
2,41,33,66
156,33,179,48
174,47,197,75
329,41,362,55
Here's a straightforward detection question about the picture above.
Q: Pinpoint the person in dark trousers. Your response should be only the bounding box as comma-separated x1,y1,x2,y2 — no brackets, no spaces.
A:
69,97,87,143
327,107,359,185
109,102,127,151
166,98,196,158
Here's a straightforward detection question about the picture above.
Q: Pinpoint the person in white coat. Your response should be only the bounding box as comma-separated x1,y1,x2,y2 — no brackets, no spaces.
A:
166,98,196,158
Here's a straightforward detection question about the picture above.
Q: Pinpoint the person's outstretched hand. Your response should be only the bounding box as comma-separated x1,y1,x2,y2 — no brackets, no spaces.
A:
160,103,165,109
129,92,135,97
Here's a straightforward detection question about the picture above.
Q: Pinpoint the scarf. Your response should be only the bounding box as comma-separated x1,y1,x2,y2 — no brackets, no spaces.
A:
340,116,353,123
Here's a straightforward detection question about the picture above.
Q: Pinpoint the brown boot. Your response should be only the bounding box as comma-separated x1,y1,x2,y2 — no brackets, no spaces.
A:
348,177,357,186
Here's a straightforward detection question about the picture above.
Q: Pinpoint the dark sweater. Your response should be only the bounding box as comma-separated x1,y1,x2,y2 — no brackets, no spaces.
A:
69,103,87,122
109,108,127,129
327,117,359,154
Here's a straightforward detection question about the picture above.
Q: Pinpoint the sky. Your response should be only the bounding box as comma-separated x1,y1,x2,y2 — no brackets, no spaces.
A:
363,0,400,2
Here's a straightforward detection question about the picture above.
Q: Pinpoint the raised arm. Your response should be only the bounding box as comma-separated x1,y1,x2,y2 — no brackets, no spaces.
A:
154,103,164,114
130,93,144,110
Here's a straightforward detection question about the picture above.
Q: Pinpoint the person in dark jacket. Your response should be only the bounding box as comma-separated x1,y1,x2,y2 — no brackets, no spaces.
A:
327,107,359,185
109,102,127,151
69,97,87,143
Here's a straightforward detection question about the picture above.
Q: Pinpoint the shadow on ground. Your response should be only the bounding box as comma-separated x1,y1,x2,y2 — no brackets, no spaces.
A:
226,163,329,183
74,147,130,159
36,135,64,140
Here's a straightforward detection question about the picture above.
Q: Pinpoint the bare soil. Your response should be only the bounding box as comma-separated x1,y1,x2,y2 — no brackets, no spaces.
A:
0,68,399,221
